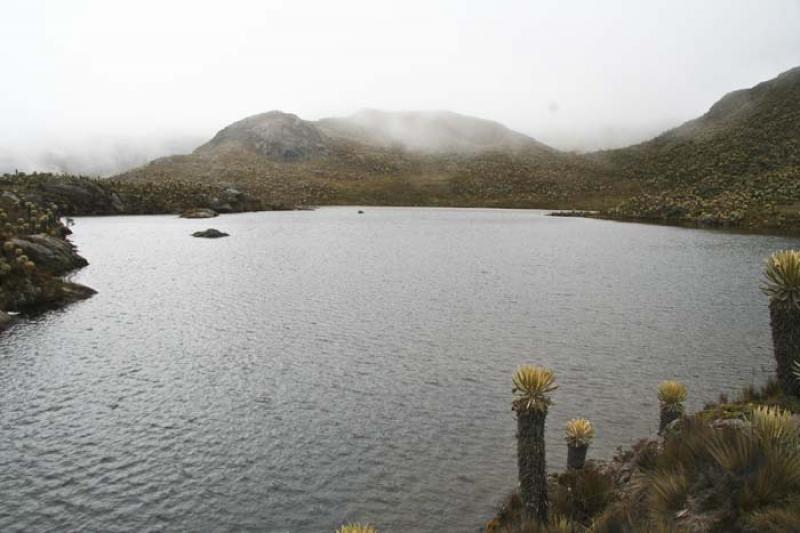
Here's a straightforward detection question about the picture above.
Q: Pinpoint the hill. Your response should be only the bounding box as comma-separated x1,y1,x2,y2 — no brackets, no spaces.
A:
115,66,800,228
117,110,627,209
601,66,800,227
316,109,553,154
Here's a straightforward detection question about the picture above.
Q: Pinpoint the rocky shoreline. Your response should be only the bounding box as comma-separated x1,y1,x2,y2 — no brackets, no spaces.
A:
549,209,800,235
5,172,799,330
0,219,95,329
0,172,275,327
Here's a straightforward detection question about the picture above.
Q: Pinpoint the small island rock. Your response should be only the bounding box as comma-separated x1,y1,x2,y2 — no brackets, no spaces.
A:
192,228,229,238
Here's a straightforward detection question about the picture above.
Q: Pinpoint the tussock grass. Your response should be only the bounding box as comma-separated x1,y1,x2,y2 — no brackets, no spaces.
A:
491,381,800,532
335,524,378,533
657,381,687,411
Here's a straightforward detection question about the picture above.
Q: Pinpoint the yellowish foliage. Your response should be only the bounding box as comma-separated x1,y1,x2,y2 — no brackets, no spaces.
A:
512,365,557,413
657,381,687,408
336,524,378,533
565,418,595,447
762,250,800,308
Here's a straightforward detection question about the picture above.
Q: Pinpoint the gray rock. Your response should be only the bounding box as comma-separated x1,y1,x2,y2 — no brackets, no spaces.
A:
209,199,234,213
110,192,125,213
195,111,330,162
0,311,14,331
10,234,89,274
180,208,218,219
192,228,229,238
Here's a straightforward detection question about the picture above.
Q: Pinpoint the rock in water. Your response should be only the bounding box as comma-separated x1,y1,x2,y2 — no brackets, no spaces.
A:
180,208,218,219
192,228,229,238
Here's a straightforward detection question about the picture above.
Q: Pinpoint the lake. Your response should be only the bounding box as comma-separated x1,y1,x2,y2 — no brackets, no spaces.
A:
1,207,797,532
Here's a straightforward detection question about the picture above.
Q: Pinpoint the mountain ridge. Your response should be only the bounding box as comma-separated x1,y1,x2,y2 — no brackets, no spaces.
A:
115,65,800,229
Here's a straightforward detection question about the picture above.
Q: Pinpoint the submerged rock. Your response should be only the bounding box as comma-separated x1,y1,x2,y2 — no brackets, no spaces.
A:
192,228,229,238
180,208,218,219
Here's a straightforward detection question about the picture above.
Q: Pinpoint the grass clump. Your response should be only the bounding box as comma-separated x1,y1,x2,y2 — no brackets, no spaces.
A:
335,524,378,533
594,387,800,531
657,380,688,410
491,381,800,532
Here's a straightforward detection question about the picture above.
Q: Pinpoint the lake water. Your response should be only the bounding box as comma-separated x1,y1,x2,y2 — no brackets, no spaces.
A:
1,207,798,532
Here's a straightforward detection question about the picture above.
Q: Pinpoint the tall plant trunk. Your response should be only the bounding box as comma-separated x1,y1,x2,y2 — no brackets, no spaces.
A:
567,444,588,469
659,407,681,434
769,303,800,396
517,410,548,523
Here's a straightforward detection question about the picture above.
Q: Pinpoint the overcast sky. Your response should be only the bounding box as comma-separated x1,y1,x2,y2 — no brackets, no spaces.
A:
1,0,799,175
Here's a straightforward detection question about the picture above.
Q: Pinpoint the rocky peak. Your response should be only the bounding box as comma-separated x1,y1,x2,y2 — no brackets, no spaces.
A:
196,111,329,161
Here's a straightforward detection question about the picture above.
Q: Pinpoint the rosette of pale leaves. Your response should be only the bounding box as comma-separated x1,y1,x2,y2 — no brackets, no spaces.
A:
762,250,800,308
751,405,799,447
565,418,595,447
512,365,557,413
794,360,800,385
658,381,688,413
336,524,378,533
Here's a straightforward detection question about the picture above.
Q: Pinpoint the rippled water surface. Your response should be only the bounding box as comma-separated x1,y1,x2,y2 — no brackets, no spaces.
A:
1,207,799,532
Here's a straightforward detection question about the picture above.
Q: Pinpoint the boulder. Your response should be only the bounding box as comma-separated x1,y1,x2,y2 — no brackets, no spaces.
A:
192,228,229,238
0,311,14,331
209,199,234,213
180,208,218,219
10,234,89,274
211,187,261,213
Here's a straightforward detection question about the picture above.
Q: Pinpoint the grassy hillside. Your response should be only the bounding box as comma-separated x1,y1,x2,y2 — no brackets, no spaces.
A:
115,67,800,228
600,66,800,228
117,112,634,210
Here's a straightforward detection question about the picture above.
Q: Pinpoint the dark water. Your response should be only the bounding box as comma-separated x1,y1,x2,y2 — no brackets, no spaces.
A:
1,207,798,532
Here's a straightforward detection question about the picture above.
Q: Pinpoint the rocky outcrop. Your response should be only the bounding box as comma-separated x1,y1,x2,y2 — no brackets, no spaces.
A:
10,234,88,275
0,187,95,315
35,180,125,215
195,111,330,161
0,310,14,331
192,228,229,238
180,208,218,219
210,187,251,213
2,174,265,216
0,268,95,312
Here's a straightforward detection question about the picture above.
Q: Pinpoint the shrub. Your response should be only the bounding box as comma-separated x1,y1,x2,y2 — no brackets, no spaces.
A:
550,466,615,525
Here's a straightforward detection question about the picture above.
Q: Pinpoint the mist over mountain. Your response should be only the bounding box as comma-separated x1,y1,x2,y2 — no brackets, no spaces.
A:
317,110,553,154
605,66,800,183
0,136,204,177
110,65,800,228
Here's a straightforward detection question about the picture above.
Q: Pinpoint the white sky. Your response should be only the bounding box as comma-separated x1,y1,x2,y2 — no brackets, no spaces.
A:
1,0,799,174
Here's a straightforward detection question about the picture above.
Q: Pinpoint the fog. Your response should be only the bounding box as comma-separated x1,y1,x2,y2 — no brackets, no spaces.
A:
2,0,799,175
